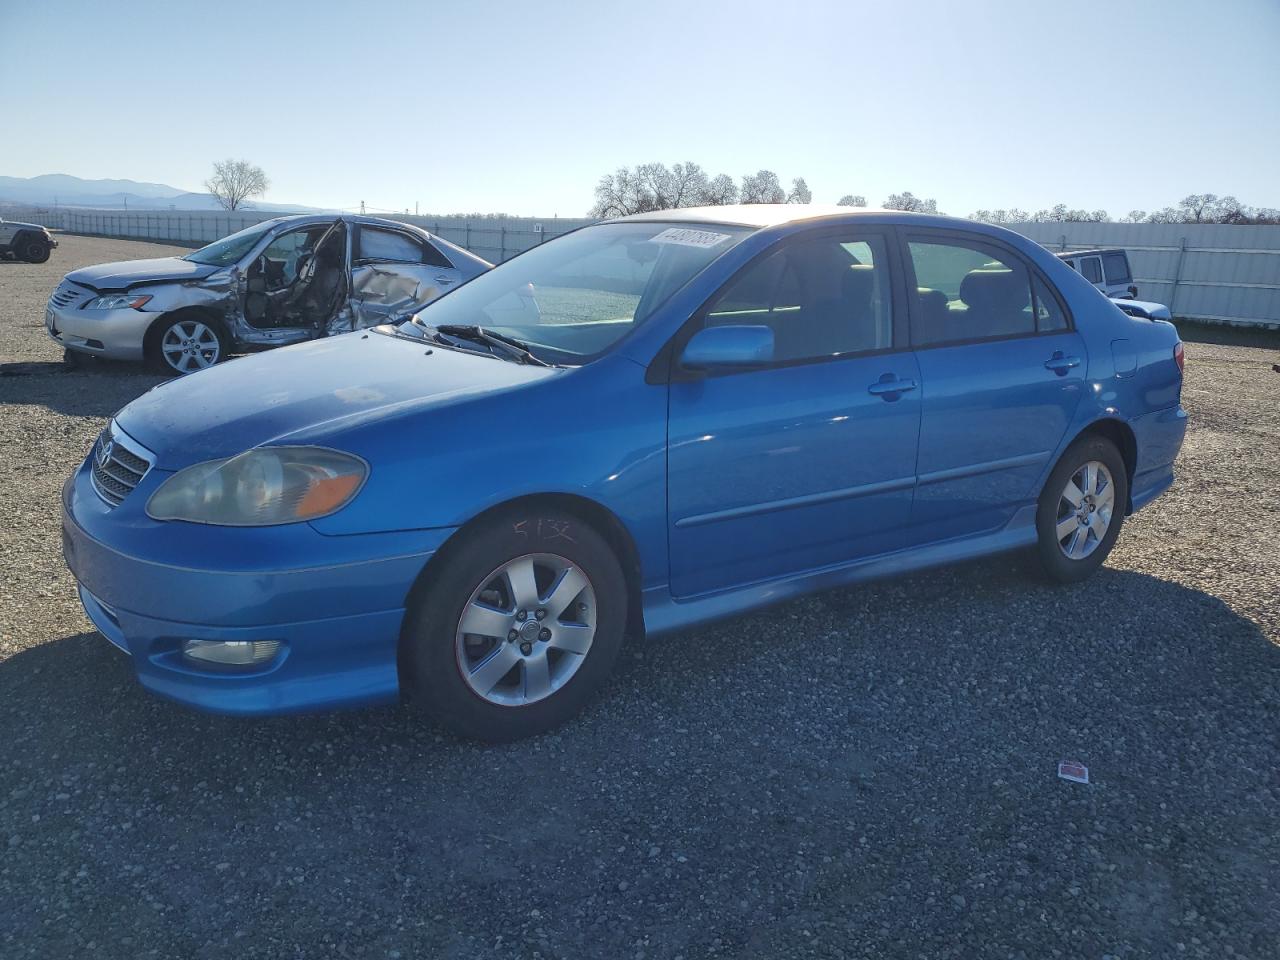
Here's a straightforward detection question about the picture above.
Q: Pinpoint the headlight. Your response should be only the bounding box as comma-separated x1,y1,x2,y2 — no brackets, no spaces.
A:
84,293,152,310
146,447,368,526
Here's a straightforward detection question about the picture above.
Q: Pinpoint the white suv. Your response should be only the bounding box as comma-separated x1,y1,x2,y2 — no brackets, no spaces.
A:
0,218,57,263
1058,248,1137,299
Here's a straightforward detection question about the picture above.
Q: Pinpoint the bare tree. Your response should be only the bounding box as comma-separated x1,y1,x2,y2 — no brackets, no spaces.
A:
701,173,739,206
591,167,657,218
205,159,269,211
740,170,787,204
883,191,938,214
837,194,866,207
1028,204,1109,223
969,208,1030,223
786,178,812,204
590,163,810,215
635,161,712,210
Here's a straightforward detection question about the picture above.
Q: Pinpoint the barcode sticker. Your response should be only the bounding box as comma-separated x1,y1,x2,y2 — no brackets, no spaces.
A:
648,228,732,248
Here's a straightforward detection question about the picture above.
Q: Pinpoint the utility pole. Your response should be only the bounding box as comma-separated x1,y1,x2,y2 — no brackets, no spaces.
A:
415,201,419,216
360,200,365,214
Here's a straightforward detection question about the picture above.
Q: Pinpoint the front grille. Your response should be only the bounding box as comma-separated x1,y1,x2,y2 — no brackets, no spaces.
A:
89,423,154,507
50,284,85,308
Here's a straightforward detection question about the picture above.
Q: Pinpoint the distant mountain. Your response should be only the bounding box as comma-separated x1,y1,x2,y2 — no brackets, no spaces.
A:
0,174,323,213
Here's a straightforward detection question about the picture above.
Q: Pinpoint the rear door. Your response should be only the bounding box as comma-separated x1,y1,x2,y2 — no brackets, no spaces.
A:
902,231,1086,541
666,228,921,598
350,224,461,327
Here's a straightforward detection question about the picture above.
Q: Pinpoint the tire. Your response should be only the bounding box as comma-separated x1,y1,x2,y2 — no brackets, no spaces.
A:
1034,434,1128,584
402,507,628,742
145,312,228,375
19,236,51,264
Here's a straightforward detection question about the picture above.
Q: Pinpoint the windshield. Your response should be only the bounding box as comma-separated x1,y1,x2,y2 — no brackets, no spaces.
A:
406,221,755,363
184,221,276,266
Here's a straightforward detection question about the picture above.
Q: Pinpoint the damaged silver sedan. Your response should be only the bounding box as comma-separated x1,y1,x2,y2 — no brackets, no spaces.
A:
46,215,491,374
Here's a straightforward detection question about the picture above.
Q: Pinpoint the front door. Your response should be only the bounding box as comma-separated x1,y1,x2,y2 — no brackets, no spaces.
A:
666,229,921,598
902,232,1086,541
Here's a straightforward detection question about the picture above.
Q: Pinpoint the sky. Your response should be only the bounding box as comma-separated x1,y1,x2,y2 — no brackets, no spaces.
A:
2,0,1278,218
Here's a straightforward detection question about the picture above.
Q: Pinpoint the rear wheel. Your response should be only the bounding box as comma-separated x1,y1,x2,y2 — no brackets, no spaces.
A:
402,508,627,742
1034,435,1128,583
146,313,227,375
19,236,51,263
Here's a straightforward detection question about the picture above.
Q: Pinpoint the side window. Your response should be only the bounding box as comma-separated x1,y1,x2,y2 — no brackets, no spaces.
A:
1102,252,1131,284
357,227,423,263
705,234,893,362
260,229,318,280
1080,257,1103,284
421,240,453,269
907,238,1035,346
1032,275,1069,332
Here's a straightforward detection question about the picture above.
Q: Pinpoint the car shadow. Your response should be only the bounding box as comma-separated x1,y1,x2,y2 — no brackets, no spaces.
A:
1175,319,1280,349
0,364,165,417
2,562,1276,956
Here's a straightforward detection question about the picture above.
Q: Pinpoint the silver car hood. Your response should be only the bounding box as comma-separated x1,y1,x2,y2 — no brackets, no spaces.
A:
64,257,221,291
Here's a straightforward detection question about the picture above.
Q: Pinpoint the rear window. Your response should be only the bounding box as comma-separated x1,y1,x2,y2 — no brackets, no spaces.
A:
1102,252,1131,284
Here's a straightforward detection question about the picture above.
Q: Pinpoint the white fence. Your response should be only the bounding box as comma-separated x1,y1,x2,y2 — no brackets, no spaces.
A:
7,206,1278,328
1002,221,1280,329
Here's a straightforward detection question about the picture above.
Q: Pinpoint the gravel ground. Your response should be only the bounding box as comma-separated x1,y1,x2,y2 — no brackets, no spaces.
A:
1,236,1277,959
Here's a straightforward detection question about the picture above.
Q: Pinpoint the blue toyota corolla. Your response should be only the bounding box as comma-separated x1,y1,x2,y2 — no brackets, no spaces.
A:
62,205,1187,741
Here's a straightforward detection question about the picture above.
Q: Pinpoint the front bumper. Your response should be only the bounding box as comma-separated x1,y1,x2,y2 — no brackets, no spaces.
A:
62,459,455,716
46,299,153,361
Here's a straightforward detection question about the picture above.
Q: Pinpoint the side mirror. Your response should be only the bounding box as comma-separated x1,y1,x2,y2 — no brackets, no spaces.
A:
679,325,774,371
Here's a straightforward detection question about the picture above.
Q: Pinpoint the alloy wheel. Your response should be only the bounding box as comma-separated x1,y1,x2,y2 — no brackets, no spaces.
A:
1055,460,1116,560
454,553,597,707
161,320,221,373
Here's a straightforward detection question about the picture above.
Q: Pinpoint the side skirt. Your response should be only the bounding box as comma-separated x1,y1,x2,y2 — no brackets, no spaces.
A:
642,505,1038,637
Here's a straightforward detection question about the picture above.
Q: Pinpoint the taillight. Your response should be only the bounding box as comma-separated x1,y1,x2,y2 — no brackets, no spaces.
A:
1174,342,1185,373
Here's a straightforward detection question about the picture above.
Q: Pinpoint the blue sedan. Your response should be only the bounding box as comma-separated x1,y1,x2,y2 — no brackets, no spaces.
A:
61,205,1188,741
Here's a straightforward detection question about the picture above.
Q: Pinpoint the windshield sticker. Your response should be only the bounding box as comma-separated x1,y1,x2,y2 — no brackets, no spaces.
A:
648,228,732,248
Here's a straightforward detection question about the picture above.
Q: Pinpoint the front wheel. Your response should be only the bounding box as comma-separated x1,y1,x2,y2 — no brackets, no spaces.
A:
146,313,228,375
402,508,627,742
1034,435,1128,583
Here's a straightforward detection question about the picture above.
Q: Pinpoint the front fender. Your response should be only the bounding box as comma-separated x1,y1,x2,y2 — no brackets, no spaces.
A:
305,354,671,589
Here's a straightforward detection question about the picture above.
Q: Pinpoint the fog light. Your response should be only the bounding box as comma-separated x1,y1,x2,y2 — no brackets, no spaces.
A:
181,639,280,667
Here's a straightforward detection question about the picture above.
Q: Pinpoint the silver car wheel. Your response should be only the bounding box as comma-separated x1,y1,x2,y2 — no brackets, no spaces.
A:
160,320,221,374
454,553,597,707
1055,460,1116,560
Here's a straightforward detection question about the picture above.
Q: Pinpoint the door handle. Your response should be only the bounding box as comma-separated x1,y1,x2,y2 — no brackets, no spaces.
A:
867,374,918,399
1044,352,1081,375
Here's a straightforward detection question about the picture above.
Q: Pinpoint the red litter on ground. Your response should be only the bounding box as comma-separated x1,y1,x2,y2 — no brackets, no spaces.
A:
1058,761,1089,784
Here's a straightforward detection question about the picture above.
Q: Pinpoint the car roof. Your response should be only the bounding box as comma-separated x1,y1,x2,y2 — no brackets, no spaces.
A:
612,203,980,231
254,213,432,236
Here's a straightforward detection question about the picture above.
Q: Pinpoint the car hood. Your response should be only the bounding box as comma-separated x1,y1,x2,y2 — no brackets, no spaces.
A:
64,257,221,291
115,330,558,469
3,220,46,231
